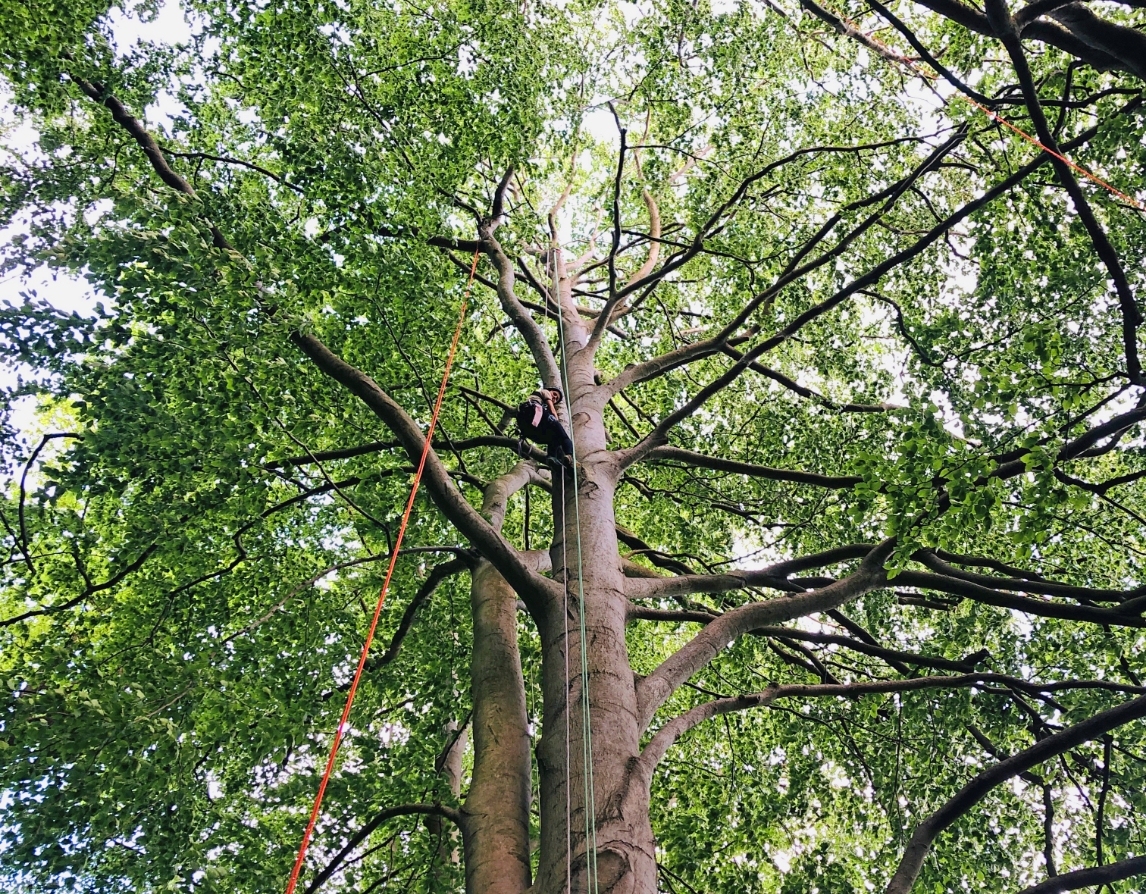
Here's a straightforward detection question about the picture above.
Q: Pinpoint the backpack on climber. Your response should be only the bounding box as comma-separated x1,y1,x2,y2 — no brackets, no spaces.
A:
516,387,575,471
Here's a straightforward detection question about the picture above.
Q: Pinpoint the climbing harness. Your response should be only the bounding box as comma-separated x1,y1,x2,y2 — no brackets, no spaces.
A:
284,248,481,894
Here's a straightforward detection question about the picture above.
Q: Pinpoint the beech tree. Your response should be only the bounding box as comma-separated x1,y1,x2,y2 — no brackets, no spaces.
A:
3,0,1146,892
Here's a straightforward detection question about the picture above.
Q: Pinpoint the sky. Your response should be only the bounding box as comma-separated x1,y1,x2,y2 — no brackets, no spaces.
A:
0,2,195,446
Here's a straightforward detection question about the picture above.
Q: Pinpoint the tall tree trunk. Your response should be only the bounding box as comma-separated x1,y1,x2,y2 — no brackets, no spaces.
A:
461,559,534,894
533,356,657,894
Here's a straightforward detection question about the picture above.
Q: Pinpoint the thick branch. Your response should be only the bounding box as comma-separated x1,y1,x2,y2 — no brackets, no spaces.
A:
634,541,894,730
886,692,1146,894
479,229,561,387
626,543,873,601
290,331,559,613
1013,855,1146,894
896,570,1146,627
481,460,548,533
643,446,862,488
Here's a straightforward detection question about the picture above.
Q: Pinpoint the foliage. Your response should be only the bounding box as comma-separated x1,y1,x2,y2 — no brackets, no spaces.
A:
2,0,1146,892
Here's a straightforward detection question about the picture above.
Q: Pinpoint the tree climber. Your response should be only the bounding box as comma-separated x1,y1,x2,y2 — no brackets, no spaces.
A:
516,386,575,471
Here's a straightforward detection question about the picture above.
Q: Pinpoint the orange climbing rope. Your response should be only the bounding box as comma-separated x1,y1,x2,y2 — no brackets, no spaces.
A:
961,96,1144,210
284,247,481,894
842,7,1146,212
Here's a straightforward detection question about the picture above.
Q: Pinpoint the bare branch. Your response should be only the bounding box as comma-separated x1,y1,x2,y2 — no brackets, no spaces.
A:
886,693,1146,894
634,540,894,731
290,331,559,614
303,803,464,894
1013,855,1146,894
641,445,862,488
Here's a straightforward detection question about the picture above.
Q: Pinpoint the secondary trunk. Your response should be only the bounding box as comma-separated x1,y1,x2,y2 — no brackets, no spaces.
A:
462,560,534,894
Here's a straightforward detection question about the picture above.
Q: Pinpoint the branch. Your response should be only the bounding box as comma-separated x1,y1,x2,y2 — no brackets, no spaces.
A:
1,542,158,627
893,0,1146,76
886,693,1146,894
915,549,1146,604
1013,855,1146,894
223,553,390,644
986,0,1143,384
607,127,627,309
161,147,306,194
603,132,966,399
363,557,469,672
641,673,1045,770
480,460,548,534
478,230,562,387
865,0,998,106
290,331,559,614
612,134,949,309
895,570,1146,627
615,130,1058,470
626,610,986,674
18,433,82,569
801,0,921,69
588,157,664,351
616,100,1140,470
642,445,862,488
626,543,873,601
70,77,234,252
303,803,464,894
716,351,895,412
265,436,527,469
634,540,894,730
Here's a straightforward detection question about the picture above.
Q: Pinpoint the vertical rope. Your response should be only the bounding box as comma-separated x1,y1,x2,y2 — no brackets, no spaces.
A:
549,247,574,894
561,473,572,894
552,244,600,893
284,248,481,894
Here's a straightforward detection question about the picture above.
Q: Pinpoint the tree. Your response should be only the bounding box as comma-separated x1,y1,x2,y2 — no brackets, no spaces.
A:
2,0,1146,891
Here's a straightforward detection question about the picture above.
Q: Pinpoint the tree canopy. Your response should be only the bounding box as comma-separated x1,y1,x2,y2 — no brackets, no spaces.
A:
2,0,1146,892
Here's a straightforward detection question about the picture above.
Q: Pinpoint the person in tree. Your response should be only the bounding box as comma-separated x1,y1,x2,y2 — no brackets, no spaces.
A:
516,386,575,471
